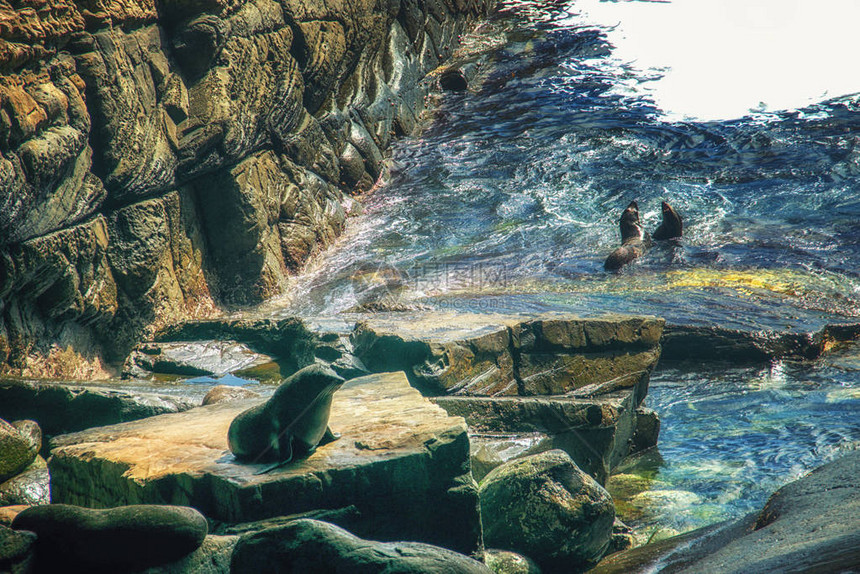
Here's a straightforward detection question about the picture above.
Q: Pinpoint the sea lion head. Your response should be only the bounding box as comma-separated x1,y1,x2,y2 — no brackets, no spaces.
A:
619,200,644,242
653,200,683,240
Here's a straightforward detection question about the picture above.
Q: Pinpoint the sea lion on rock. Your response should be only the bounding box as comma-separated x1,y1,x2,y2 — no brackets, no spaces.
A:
604,201,652,270
652,201,683,240
228,364,345,473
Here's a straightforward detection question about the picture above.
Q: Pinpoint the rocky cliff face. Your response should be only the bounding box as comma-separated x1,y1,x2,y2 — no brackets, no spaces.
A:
0,0,491,376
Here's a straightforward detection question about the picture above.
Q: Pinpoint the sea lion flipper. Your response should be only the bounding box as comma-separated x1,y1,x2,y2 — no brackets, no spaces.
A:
320,426,340,446
253,439,294,475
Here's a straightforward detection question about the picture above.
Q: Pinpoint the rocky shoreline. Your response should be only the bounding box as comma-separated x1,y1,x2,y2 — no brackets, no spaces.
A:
0,0,492,378
1,312,858,572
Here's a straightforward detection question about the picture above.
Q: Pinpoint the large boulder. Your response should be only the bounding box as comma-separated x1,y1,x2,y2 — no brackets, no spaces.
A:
230,519,491,574
48,372,482,554
0,420,38,482
592,450,860,573
11,503,208,572
479,450,615,572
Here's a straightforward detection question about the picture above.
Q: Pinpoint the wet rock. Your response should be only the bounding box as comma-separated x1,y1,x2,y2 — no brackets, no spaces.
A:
0,455,50,506
11,503,208,572
0,379,193,437
0,524,36,574
155,317,320,375
607,519,635,555
49,372,482,554
230,519,491,574
483,549,543,574
0,420,38,483
479,450,615,572
661,324,828,362
593,450,860,573
435,392,639,484
469,433,552,483
630,407,660,454
125,340,278,379
352,312,663,401
202,385,261,406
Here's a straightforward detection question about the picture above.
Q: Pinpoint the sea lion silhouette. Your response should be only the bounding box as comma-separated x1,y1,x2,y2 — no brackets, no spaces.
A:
604,200,652,270
228,364,345,474
652,201,683,240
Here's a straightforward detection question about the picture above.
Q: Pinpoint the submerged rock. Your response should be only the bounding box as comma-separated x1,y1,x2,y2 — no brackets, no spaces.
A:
479,450,615,572
0,420,38,483
230,519,491,574
48,372,481,554
592,450,860,573
11,504,208,572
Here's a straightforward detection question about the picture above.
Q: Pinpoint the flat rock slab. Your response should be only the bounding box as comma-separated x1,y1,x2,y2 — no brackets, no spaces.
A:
48,372,481,554
352,311,663,401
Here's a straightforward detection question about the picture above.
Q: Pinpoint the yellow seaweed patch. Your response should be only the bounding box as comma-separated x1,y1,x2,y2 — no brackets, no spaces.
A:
665,269,800,297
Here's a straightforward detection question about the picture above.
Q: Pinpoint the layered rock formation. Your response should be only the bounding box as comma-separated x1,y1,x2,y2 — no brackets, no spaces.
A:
48,371,482,554
0,0,492,377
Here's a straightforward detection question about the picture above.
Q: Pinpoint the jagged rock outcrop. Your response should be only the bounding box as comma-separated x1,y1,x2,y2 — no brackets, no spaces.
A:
0,0,492,377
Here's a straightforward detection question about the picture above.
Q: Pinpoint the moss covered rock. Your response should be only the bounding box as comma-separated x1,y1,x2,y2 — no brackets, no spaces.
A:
0,419,38,483
479,450,615,572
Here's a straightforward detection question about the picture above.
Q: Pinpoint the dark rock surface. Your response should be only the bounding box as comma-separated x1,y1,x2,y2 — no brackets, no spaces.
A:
0,419,37,483
230,518,492,574
0,524,36,574
660,322,860,363
11,503,208,572
591,449,860,574
0,378,192,436
0,0,493,377
479,450,615,573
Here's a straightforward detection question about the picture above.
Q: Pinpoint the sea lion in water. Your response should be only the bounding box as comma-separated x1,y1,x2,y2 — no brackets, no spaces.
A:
228,364,345,474
604,200,652,270
652,201,683,240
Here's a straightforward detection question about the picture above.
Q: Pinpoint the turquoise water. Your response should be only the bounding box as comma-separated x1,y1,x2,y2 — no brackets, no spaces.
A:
274,0,860,538
627,352,860,536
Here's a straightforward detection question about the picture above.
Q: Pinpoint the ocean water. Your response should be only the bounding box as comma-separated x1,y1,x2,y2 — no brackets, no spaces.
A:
270,0,860,538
